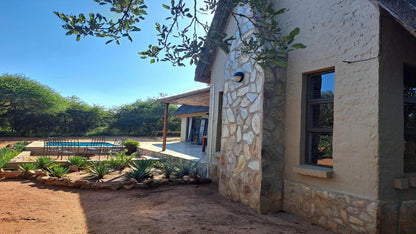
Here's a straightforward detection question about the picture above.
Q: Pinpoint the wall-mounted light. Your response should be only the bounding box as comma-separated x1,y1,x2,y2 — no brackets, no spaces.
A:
232,72,244,82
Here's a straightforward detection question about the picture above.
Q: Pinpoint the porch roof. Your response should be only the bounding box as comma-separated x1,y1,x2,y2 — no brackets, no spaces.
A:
157,86,210,107
173,105,209,116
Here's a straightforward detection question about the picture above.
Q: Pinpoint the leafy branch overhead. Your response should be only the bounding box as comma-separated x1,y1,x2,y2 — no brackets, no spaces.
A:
55,0,305,67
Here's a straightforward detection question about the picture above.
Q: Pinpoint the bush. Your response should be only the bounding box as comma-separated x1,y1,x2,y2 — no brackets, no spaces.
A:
47,165,69,178
88,162,110,179
123,139,139,147
67,156,88,169
34,157,53,170
0,141,28,169
127,160,153,181
108,150,134,171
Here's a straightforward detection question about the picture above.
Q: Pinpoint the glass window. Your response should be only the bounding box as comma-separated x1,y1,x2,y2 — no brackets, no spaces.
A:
404,64,416,173
305,71,334,167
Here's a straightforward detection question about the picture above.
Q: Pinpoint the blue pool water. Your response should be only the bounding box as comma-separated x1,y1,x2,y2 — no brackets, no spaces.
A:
46,142,115,147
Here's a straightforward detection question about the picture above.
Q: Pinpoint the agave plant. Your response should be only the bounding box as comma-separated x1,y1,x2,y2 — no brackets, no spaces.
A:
34,157,53,170
18,163,37,176
108,151,134,171
47,164,69,178
88,162,110,179
127,160,153,181
67,156,88,169
159,161,177,179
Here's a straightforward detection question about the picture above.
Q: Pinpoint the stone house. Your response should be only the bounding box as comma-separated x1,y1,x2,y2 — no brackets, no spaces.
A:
194,0,416,233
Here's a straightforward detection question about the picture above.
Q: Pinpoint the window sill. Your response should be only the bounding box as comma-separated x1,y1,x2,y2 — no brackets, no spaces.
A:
293,165,334,178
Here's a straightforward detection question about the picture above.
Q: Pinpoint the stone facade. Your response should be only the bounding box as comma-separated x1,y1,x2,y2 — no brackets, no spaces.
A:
284,180,378,233
219,5,264,212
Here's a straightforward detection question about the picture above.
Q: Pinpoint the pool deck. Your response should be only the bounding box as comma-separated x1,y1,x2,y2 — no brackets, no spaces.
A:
25,139,206,163
139,141,206,162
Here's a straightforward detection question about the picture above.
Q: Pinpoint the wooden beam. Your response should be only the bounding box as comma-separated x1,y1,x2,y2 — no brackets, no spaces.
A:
162,103,169,151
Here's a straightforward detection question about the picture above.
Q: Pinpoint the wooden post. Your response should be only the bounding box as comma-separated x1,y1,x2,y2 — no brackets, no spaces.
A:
162,103,169,151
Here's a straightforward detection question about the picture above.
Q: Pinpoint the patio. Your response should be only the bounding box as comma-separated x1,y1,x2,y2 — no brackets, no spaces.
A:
139,140,207,162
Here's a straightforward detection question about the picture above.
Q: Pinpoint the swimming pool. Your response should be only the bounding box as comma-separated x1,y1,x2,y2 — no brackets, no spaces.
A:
45,142,115,147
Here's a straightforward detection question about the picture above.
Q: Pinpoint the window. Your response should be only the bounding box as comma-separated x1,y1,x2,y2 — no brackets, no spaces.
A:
404,64,416,173
305,71,334,167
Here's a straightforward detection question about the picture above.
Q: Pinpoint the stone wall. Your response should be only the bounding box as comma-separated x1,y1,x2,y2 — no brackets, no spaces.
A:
284,180,378,233
219,4,264,212
260,65,286,213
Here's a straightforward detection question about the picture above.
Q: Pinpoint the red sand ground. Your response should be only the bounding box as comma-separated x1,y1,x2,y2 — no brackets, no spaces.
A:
0,138,333,234
0,180,332,234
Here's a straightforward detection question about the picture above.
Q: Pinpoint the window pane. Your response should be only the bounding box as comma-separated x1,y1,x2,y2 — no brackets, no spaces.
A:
310,103,334,128
309,72,334,99
308,133,333,167
404,135,416,173
404,103,416,131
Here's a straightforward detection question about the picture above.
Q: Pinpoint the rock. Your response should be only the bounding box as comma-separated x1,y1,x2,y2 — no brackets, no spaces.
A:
189,178,197,184
27,170,36,176
0,170,22,179
34,170,46,177
80,185,91,189
92,183,102,189
135,183,147,188
160,179,169,185
54,179,69,187
143,179,153,185
44,177,57,186
123,184,135,190
69,165,79,172
68,180,85,188
101,183,122,191
129,178,138,184
183,175,190,182
0,168,4,173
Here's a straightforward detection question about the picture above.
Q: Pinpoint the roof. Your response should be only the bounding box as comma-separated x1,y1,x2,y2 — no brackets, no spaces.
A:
172,105,209,116
157,86,210,106
194,0,416,84
194,0,232,84
377,0,416,38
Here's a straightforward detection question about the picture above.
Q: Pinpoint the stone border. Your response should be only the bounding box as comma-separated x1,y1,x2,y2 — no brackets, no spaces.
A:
0,169,210,191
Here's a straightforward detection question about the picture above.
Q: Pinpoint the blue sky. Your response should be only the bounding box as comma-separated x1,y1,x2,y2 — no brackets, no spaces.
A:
0,0,208,109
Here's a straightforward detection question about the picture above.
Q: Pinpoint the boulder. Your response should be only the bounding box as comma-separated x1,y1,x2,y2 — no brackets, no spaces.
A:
37,175,49,183
183,175,190,182
34,169,46,177
44,177,57,185
129,178,138,184
101,183,122,191
68,180,85,188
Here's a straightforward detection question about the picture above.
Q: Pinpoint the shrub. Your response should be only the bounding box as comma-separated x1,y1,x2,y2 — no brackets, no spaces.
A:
12,141,28,152
0,148,19,169
123,139,139,147
127,160,153,181
175,160,198,178
89,162,110,179
18,163,36,176
108,150,134,170
67,156,88,169
47,165,69,178
34,157,53,170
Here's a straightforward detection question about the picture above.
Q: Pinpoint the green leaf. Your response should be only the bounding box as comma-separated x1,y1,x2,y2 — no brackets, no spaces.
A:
162,4,170,9
291,43,306,49
105,39,113,44
76,35,81,41
150,59,155,64
289,27,300,37
271,59,287,67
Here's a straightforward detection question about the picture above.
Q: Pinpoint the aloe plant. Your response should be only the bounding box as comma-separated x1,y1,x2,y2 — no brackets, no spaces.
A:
67,156,88,169
127,160,153,181
18,163,36,176
34,157,53,170
89,162,110,179
47,165,69,178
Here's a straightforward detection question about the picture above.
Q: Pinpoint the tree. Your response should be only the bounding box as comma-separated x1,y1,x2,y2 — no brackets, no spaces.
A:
55,0,304,67
111,98,180,136
0,74,68,136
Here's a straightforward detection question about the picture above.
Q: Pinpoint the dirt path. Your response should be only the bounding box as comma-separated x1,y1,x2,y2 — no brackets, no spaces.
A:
0,180,332,234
